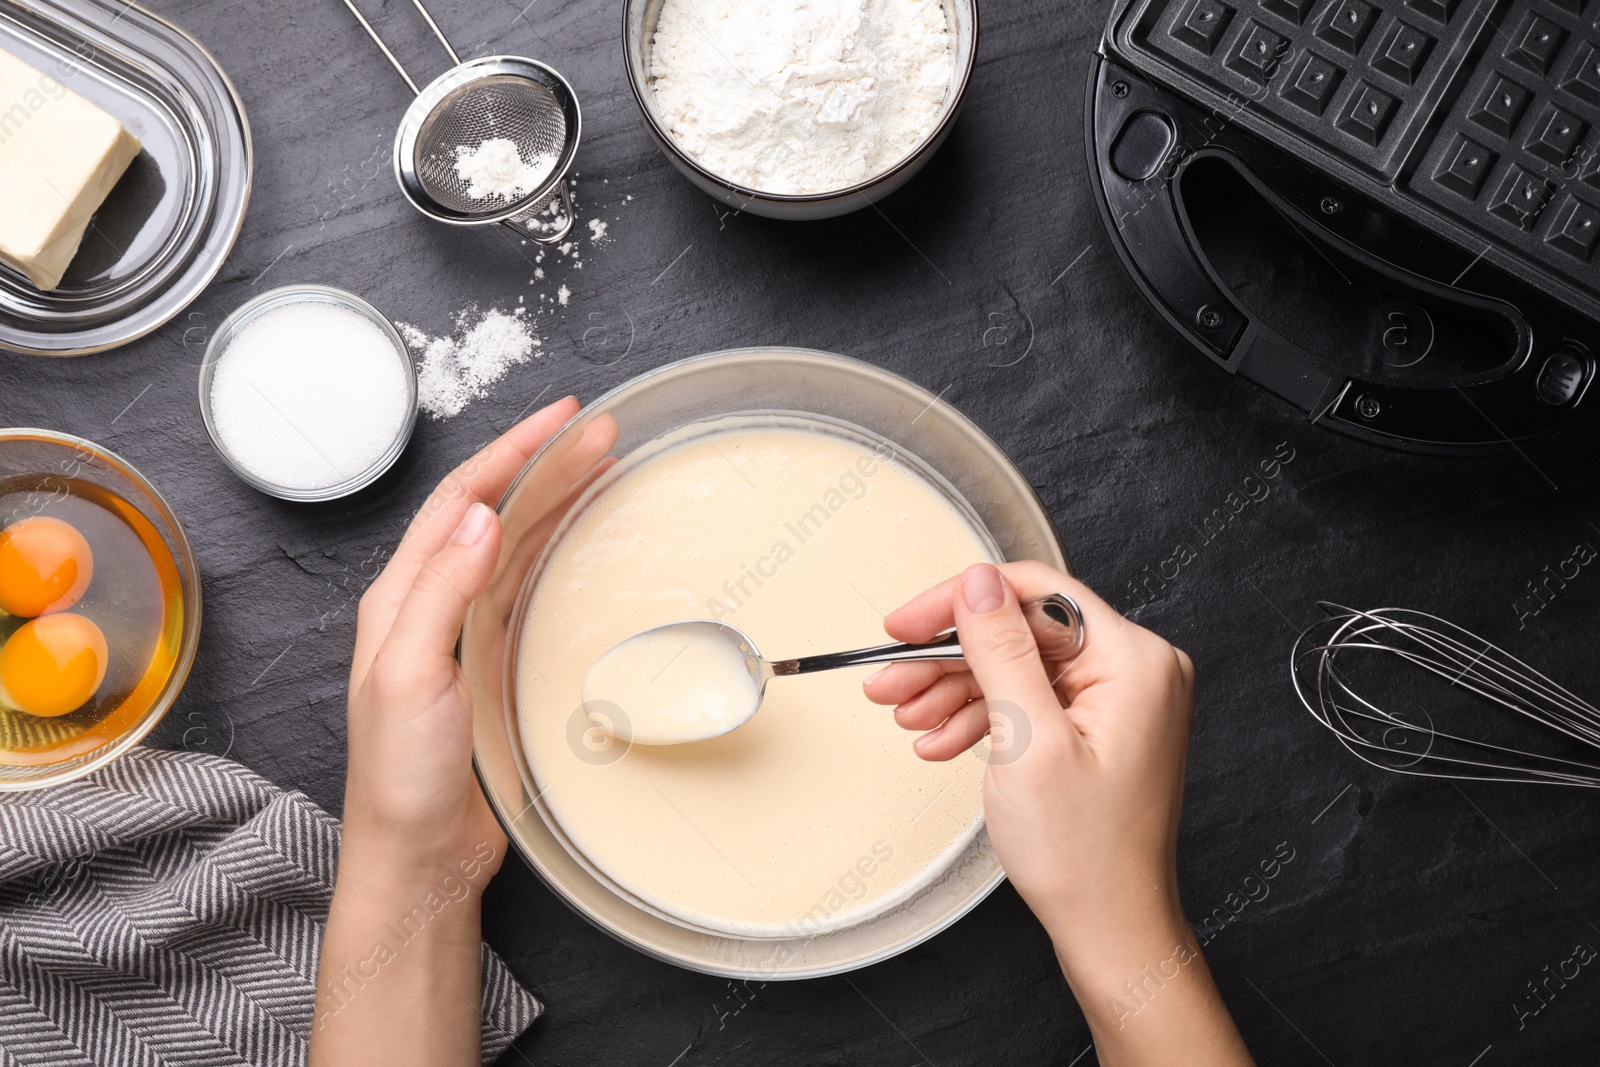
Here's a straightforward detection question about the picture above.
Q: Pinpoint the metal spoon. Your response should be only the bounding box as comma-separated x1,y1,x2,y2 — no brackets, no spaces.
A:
582,594,1085,745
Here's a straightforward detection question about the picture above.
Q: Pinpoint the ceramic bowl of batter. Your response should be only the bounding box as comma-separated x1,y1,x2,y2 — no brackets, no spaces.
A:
621,0,979,220
463,348,1067,978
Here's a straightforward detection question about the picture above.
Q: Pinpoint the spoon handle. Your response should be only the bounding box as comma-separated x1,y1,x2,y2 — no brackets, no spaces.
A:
771,594,1085,677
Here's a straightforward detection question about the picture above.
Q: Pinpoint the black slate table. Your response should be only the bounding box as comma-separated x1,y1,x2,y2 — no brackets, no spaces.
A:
8,0,1599,1062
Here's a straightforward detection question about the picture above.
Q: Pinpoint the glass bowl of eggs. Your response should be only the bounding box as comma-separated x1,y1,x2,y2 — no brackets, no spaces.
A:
464,348,1067,977
0,430,201,791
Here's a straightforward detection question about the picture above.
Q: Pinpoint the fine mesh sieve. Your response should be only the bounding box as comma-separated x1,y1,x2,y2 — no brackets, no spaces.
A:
414,78,565,214
339,0,581,244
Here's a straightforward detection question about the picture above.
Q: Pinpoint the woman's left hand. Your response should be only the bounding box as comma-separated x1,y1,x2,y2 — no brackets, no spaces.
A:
316,396,622,1067
342,396,580,879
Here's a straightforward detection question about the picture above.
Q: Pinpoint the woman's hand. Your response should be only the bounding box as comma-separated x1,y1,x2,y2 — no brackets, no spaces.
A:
865,562,1252,1067
342,396,583,879
866,561,1190,945
313,396,615,1067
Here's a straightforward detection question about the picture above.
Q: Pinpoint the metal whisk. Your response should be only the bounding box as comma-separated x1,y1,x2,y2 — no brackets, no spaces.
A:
339,0,580,244
1291,604,1600,788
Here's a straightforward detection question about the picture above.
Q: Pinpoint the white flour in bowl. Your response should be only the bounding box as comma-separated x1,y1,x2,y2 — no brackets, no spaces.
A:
649,0,953,195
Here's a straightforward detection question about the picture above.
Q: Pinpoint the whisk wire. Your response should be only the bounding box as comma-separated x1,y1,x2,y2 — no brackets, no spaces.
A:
1327,632,1600,749
1358,607,1593,721
1292,604,1600,788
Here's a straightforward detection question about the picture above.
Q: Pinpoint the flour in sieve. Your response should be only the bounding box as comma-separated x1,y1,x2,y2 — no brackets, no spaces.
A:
648,0,953,194
453,138,556,201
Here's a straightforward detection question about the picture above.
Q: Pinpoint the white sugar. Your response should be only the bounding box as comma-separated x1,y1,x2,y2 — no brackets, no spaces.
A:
402,307,541,420
209,300,410,492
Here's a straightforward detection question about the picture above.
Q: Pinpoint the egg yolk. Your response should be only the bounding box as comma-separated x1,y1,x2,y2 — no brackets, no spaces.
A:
0,516,94,617
0,613,108,717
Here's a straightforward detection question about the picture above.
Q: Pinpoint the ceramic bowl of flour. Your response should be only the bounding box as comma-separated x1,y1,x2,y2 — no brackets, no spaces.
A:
622,0,978,220
463,348,1068,978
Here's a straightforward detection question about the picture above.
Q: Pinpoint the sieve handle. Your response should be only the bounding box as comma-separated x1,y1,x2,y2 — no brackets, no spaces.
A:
407,0,462,68
503,180,578,246
340,0,462,97
340,0,420,94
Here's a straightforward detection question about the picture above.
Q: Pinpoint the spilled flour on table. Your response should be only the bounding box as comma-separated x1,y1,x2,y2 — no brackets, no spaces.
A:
400,308,541,420
520,177,635,307
398,179,636,415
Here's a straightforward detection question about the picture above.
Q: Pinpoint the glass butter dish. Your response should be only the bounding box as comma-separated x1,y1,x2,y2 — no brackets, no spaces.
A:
0,0,251,356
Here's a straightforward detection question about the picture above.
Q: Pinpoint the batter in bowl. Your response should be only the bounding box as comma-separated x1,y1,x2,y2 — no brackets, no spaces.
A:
515,414,996,937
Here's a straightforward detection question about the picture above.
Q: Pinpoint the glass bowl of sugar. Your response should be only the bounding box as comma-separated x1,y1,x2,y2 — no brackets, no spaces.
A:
198,285,418,502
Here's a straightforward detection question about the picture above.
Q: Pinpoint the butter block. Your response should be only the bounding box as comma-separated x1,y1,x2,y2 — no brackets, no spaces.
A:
0,49,141,291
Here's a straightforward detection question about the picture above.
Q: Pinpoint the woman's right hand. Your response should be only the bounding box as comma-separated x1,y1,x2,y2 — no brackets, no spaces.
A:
865,561,1192,956
865,562,1253,1065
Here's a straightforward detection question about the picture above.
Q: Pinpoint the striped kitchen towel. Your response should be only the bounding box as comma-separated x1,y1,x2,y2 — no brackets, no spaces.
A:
0,747,540,1066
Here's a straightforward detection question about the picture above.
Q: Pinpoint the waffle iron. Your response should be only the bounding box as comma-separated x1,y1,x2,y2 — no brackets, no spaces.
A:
1089,0,1600,452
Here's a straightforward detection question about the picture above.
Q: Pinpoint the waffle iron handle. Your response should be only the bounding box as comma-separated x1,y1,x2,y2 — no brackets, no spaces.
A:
1088,60,1593,452
1169,147,1535,425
